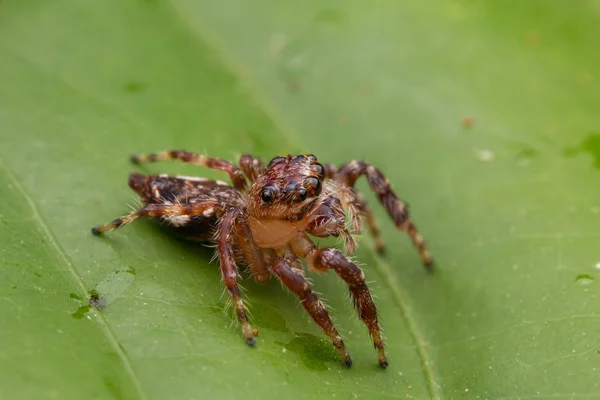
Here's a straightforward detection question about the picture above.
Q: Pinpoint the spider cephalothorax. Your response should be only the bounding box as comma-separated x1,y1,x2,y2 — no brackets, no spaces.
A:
249,154,324,218
92,150,433,368
246,154,352,251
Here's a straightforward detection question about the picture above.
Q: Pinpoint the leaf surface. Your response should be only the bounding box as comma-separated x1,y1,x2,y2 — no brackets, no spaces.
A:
1,0,599,399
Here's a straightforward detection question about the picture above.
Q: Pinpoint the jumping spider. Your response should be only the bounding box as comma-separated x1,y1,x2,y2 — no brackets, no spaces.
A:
92,151,433,368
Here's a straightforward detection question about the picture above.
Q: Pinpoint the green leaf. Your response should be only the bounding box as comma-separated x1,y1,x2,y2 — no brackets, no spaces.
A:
1,0,599,399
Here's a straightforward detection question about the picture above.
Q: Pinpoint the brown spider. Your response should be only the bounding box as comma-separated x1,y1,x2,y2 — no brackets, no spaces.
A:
91,151,433,368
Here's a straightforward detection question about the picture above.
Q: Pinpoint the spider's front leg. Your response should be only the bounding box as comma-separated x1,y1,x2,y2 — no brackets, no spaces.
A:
333,161,433,267
269,254,353,367
130,150,248,191
291,234,388,368
218,208,256,345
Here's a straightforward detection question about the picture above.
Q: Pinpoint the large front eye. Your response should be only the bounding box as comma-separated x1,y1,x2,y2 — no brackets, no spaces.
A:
261,186,277,203
304,176,322,196
297,188,307,201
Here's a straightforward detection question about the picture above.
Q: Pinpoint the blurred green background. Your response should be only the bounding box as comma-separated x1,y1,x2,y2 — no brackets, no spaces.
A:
1,1,599,399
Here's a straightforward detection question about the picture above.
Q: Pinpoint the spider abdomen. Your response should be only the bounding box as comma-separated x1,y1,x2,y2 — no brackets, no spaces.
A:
128,172,243,242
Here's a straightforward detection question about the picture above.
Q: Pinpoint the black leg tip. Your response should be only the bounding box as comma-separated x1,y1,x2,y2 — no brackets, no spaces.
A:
344,359,353,368
130,154,140,165
376,245,386,255
91,227,101,235
379,361,389,369
424,259,435,270
246,337,256,347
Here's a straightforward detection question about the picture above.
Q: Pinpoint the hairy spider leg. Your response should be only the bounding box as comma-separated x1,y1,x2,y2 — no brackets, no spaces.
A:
333,161,433,267
91,201,220,234
353,191,386,253
325,172,386,254
239,154,264,183
130,150,248,191
291,234,388,368
218,209,256,345
269,256,353,367
323,163,339,178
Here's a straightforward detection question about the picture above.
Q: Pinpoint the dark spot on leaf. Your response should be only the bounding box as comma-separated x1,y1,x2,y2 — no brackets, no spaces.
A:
34,272,41,277
126,266,136,275
69,292,83,301
88,289,107,309
575,274,594,285
251,307,289,333
123,81,146,93
88,289,100,301
564,133,600,170
582,134,600,170
276,333,339,370
72,305,91,319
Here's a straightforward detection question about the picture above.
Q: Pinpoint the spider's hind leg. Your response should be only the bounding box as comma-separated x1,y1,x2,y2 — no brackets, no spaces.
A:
91,201,218,235
130,150,247,191
239,154,264,183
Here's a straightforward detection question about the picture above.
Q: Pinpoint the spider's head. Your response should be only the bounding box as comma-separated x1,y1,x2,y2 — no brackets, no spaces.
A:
248,154,325,220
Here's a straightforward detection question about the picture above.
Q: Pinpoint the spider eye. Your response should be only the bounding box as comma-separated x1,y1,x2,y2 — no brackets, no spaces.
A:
305,177,320,190
297,188,307,201
312,163,325,179
261,186,277,203
304,176,322,196
267,157,286,168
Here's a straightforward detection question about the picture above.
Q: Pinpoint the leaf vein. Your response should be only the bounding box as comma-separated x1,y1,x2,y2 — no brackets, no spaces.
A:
370,249,442,400
0,157,149,400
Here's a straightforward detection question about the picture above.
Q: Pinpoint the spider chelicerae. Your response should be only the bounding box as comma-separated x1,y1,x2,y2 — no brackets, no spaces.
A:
92,151,433,368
